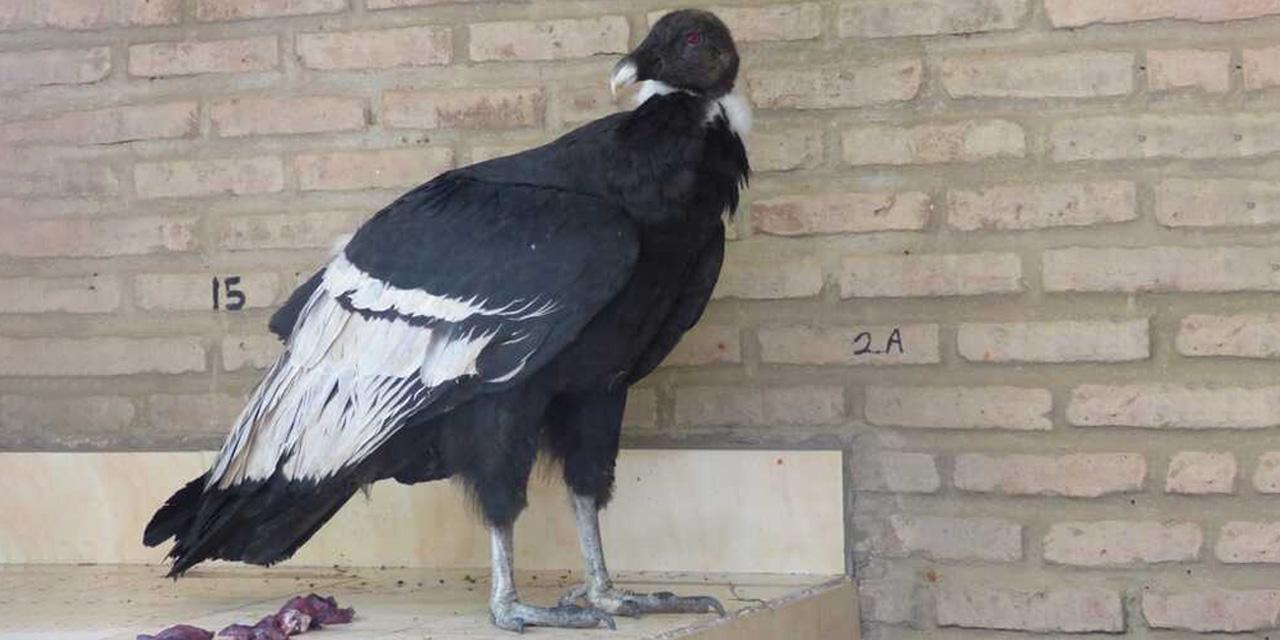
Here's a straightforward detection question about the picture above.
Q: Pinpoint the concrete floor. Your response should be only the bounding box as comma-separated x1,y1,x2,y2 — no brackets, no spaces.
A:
0,565,855,639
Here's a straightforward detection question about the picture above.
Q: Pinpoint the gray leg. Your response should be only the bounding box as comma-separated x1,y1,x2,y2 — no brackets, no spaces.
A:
488,524,616,632
559,494,726,618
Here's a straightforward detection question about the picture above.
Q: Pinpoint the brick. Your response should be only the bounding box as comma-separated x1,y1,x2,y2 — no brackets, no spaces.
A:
866,386,1051,430
1217,522,1280,563
955,453,1145,497
944,52,1134,99
135,273,279,311
367,0,468,6
841,253,1022,298
131,0,182,25
1144,589,1280,632
949,181,1136,231
859,577,917,624
713,254,822,300
0,47,111,92
674,386,843,427
1166,452,1236,494
1157,178,1280,228
0,275,121,314
222,334,282,371
469,17,628,62
1045,521,1201,566
212,97,364,137
958,319,1149,363
129,37,279,77
1043,247,1280,293
758,324,940,366
0,337,205,376
147,394,242,433
1069,385,1280,429
1244,46,1280,89
753,191,929,236
623,388,657,430
838,0,1027,38
881,515,1021,561
1148,49,1230,93
1050,115,1280,162
0,395,134,433
218,211,368,251
294,148,453,191
553,85,619,125
851,451,940,493
1255,452,1280,493
135,156,283,199
746,130,822,172
1047,0,1280,27
663,325,740,367
1179,315,1280,358
843,120,1025,166
651,5,821,42
0,0,178,29
197,0,345,21
937,585,1123,632
0,102,196,145
384,88,545,130
0,216,195,257
749,60,922,110
297,26,452,70
0,162,119,197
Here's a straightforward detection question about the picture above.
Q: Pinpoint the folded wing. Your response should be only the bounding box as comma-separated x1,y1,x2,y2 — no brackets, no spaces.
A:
209,175,640,489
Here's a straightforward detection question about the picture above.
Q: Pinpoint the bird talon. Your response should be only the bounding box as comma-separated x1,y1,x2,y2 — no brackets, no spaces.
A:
700,597,727,617
558,583,589,607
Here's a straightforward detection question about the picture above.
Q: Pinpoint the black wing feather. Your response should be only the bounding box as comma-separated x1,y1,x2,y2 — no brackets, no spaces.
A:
341,173,640,397
627,223,725,382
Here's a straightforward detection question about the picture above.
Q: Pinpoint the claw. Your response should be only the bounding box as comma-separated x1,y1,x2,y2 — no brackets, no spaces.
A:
558,583,589,607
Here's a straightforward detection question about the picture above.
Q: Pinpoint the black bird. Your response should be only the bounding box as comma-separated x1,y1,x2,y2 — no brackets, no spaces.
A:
144,9,750,632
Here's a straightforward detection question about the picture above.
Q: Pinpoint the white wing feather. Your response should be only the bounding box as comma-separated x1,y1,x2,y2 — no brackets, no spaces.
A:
207,255,549,488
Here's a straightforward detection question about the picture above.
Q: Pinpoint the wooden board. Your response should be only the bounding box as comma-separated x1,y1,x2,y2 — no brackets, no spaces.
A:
0,566,857,639
0,450,844,574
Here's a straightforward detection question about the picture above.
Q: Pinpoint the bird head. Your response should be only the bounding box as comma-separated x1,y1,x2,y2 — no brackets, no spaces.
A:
611,10,739,99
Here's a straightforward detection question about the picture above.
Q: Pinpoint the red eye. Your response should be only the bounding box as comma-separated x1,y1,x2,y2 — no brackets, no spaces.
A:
686,32,702,45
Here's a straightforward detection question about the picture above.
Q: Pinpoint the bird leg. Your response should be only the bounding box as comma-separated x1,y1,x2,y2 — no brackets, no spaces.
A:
487,523,615,632
559,493,727,618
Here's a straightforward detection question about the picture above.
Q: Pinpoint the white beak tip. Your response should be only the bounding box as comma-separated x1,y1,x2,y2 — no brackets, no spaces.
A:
610,60,638,97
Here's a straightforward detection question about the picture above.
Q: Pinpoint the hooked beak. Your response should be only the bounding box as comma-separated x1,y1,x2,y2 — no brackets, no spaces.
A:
610,57,638,96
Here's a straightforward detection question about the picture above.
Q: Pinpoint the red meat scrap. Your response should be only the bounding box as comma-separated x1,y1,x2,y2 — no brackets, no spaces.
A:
136,625,214,640
136,594,355,640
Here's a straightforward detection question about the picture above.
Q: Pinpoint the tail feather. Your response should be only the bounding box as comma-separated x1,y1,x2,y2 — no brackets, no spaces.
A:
143,474,207,548
144,471,365,577
144,422,446,576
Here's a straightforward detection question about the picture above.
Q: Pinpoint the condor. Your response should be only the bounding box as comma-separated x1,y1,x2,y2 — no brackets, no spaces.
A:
145,10,750,632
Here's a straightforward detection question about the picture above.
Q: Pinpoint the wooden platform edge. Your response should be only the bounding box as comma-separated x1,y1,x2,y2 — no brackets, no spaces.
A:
671,576,859,640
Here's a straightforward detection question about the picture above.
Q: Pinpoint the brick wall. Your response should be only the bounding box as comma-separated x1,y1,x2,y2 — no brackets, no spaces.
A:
3,0,1280,636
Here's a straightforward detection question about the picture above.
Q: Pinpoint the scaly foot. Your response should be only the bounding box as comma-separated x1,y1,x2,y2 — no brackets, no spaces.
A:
490,599,616,633
559,585,726,618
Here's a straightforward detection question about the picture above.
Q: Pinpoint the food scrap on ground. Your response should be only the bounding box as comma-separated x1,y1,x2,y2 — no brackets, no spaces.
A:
136,624,213,640
137,594,355,640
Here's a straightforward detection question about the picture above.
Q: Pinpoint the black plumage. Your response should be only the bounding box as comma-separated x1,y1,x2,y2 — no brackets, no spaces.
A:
146,9,749,631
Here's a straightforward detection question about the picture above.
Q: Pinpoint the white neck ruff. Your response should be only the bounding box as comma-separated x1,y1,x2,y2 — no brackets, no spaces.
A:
633,80,752,137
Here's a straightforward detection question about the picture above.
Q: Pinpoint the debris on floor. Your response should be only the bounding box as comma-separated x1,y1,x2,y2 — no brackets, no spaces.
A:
137,594,355,640
136,624,213,640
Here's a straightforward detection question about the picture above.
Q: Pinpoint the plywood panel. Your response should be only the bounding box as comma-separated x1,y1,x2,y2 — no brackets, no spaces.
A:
0,566,854,640
0,450,843,574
